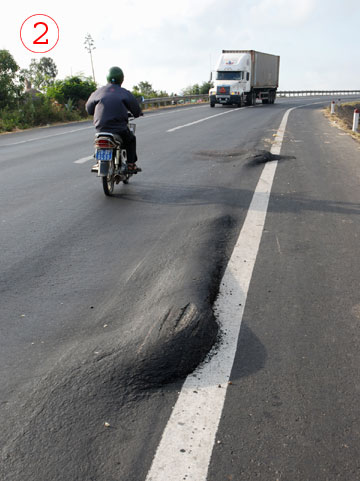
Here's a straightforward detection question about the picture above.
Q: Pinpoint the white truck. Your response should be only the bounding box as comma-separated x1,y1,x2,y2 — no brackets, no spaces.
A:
209,50,280,107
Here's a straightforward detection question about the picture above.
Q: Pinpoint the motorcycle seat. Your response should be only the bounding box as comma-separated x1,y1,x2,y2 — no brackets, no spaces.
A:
95,132,122,144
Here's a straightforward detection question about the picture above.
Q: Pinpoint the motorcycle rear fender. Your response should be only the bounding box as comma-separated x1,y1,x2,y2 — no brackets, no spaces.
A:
98,159,111,177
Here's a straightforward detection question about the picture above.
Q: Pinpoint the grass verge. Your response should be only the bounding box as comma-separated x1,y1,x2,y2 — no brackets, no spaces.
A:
0,98,208,134
0,99,86,133
324,100,360,142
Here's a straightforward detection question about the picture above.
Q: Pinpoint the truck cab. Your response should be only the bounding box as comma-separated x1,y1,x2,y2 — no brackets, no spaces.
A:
209,52,252,107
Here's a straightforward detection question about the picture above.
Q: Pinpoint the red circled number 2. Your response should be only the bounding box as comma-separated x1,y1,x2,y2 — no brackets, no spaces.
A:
33,22,49,44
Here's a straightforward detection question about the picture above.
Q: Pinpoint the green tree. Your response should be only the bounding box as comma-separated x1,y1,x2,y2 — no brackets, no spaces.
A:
0,50,21,108
20,57,58,92
46,75,96,105
133,81,169,98
181,84,198,95
199,81,213,94
157,90,169,98
133,81,154,97
181,81,213,96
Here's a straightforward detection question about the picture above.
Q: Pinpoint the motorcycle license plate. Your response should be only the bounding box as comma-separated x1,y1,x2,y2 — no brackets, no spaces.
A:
96,149,112,161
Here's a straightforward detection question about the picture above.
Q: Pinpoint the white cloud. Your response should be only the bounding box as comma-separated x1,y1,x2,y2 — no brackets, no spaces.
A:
249,0,316,26
1,0,359,93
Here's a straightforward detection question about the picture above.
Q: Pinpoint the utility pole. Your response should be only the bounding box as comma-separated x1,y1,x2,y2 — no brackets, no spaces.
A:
84,33,96,83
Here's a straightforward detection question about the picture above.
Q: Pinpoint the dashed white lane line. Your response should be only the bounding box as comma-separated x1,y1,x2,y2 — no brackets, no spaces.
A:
166,107,245,132
141,105,208,120
74,156,93,164
145,106,298,481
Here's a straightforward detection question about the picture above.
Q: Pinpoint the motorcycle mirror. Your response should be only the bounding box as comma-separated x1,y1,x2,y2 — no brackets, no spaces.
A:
135,95,144,104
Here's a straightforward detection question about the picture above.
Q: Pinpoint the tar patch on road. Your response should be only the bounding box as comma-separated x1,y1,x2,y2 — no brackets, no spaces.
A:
245,150,296,166
195,149,248,161
194,148,296,167
0,215,238,481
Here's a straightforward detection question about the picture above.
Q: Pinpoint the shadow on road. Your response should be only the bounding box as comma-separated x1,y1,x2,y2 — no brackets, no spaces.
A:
110,181,360,217
228,322,267,381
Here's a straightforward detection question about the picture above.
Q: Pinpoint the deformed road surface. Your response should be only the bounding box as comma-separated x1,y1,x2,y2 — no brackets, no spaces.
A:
1,97,360,480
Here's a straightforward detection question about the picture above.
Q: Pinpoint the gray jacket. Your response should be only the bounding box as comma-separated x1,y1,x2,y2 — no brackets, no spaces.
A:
86,83,141,132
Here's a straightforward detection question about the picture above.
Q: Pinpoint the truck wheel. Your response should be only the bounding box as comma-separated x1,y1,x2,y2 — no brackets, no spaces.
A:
247,91,256,106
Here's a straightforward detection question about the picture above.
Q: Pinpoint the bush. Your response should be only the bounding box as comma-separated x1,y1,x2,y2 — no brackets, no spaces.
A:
0,108,22,131
0,93,82,132
46,75,96,105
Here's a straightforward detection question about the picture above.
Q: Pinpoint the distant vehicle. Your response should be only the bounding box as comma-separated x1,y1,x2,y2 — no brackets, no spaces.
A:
209,50,280,107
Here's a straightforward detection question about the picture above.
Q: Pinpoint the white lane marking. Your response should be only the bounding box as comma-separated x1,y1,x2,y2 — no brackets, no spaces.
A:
145,106,298,481
0,126,93,147
167,108,244,132
271,107,296,155
141,105,208,120
74,156,93,164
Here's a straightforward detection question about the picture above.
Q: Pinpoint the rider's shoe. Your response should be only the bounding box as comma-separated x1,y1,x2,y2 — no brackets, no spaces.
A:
91,164,99,172
127,163,142,173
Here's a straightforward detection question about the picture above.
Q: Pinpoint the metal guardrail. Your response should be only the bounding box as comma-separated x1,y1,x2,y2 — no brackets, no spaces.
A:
142,94,209,108
277,90,360,97
141,91,360,109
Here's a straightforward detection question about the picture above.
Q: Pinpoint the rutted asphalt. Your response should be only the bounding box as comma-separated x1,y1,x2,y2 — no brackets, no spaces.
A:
0,102,267,480
1,214,234,481
1,98,359,480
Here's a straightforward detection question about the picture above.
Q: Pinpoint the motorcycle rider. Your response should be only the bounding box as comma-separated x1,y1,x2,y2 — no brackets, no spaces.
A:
86,66,143,172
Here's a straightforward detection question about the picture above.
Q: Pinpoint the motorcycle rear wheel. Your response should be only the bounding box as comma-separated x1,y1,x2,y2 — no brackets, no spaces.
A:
102,173,115,196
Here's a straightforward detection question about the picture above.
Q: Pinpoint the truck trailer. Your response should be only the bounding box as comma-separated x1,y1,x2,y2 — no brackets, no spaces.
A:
209,50,280,107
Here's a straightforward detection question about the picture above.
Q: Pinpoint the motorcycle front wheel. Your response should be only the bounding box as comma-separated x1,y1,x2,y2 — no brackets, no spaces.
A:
102,173,115,196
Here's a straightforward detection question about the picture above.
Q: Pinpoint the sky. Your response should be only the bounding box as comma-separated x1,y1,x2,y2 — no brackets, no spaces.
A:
1,0,359,94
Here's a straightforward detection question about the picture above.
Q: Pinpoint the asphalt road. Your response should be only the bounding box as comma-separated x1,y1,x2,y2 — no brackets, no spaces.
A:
1,97,360,480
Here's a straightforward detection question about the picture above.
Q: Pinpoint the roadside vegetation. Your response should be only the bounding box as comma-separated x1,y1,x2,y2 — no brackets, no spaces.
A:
132,80,212,111
180,81,213,96
325,100,360,141
0,48,212,133
0,50,96,133
131,80,212,99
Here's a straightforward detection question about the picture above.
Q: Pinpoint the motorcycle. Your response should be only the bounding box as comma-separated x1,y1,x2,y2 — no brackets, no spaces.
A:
91,115,138,196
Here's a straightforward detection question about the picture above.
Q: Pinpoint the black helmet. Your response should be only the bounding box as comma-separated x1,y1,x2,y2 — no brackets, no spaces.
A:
107,66,124,85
